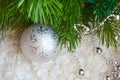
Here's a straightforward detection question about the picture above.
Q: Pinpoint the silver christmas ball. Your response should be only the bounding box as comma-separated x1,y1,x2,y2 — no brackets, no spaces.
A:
79,69,84,76
83,26,90,35
20,24,60,62
106,76,111,80
116,65,120,70
116,15,120,20
114,72,120,79
96,47,102,54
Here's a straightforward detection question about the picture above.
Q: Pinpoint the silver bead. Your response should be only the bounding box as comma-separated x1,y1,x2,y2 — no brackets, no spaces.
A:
114,60,118,65
79,69,84,75
116,15,120,20
117,65,120,70
83,26,90,35
106,76,111,80
96,47,102,54
117,74,120,78
115,35,118,41
114,72,120,78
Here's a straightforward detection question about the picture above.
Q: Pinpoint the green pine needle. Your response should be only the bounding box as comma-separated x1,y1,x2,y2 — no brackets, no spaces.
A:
0,0,120,51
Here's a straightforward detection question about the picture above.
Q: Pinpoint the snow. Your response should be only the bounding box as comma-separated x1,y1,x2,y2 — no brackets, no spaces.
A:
0,34,119,80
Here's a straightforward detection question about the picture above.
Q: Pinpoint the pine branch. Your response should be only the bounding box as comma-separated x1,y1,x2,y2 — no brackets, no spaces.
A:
0,0,120,51
56,0,85,51
0,0,62,30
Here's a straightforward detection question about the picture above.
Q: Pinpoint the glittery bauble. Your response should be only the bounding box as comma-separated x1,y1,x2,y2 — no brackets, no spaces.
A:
20,24,59,62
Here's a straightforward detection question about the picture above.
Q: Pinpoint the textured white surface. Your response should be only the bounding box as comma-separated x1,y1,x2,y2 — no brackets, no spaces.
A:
0,34,119,80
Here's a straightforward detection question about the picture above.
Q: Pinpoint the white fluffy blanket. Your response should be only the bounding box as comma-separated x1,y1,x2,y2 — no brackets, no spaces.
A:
0,34,119,80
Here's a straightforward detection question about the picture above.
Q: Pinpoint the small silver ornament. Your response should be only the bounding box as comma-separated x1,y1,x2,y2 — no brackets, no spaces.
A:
79,69,84,75
96,47,102,54
83,26,90,35
114,72,120,78
114,60,118,65
113,57,119,66
116,15,120,20
20,24,59,62
117,65,120,70
115,35,119,41
106,76,111,80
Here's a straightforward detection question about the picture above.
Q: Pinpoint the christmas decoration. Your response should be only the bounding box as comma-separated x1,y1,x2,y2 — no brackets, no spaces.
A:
117,65,120,70
20,24,59,62
0,1,120,79
106,76,111,80
0,33,120,80
79,69,84,76
96,47,102,54
105,55,120,80
0,0,120,51
116,15,120,20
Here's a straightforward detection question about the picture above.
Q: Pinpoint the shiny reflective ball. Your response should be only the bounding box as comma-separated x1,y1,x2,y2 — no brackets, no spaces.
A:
79,69,84,76
96,47,102,54
106,76,111,80
20,24,59,63
117,65,120,70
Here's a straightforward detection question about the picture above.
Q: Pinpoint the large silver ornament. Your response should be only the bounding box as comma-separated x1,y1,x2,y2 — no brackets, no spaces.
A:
20,24,59,62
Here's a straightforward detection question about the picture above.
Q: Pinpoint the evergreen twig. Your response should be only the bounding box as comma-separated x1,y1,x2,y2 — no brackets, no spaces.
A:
0,0,120,50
